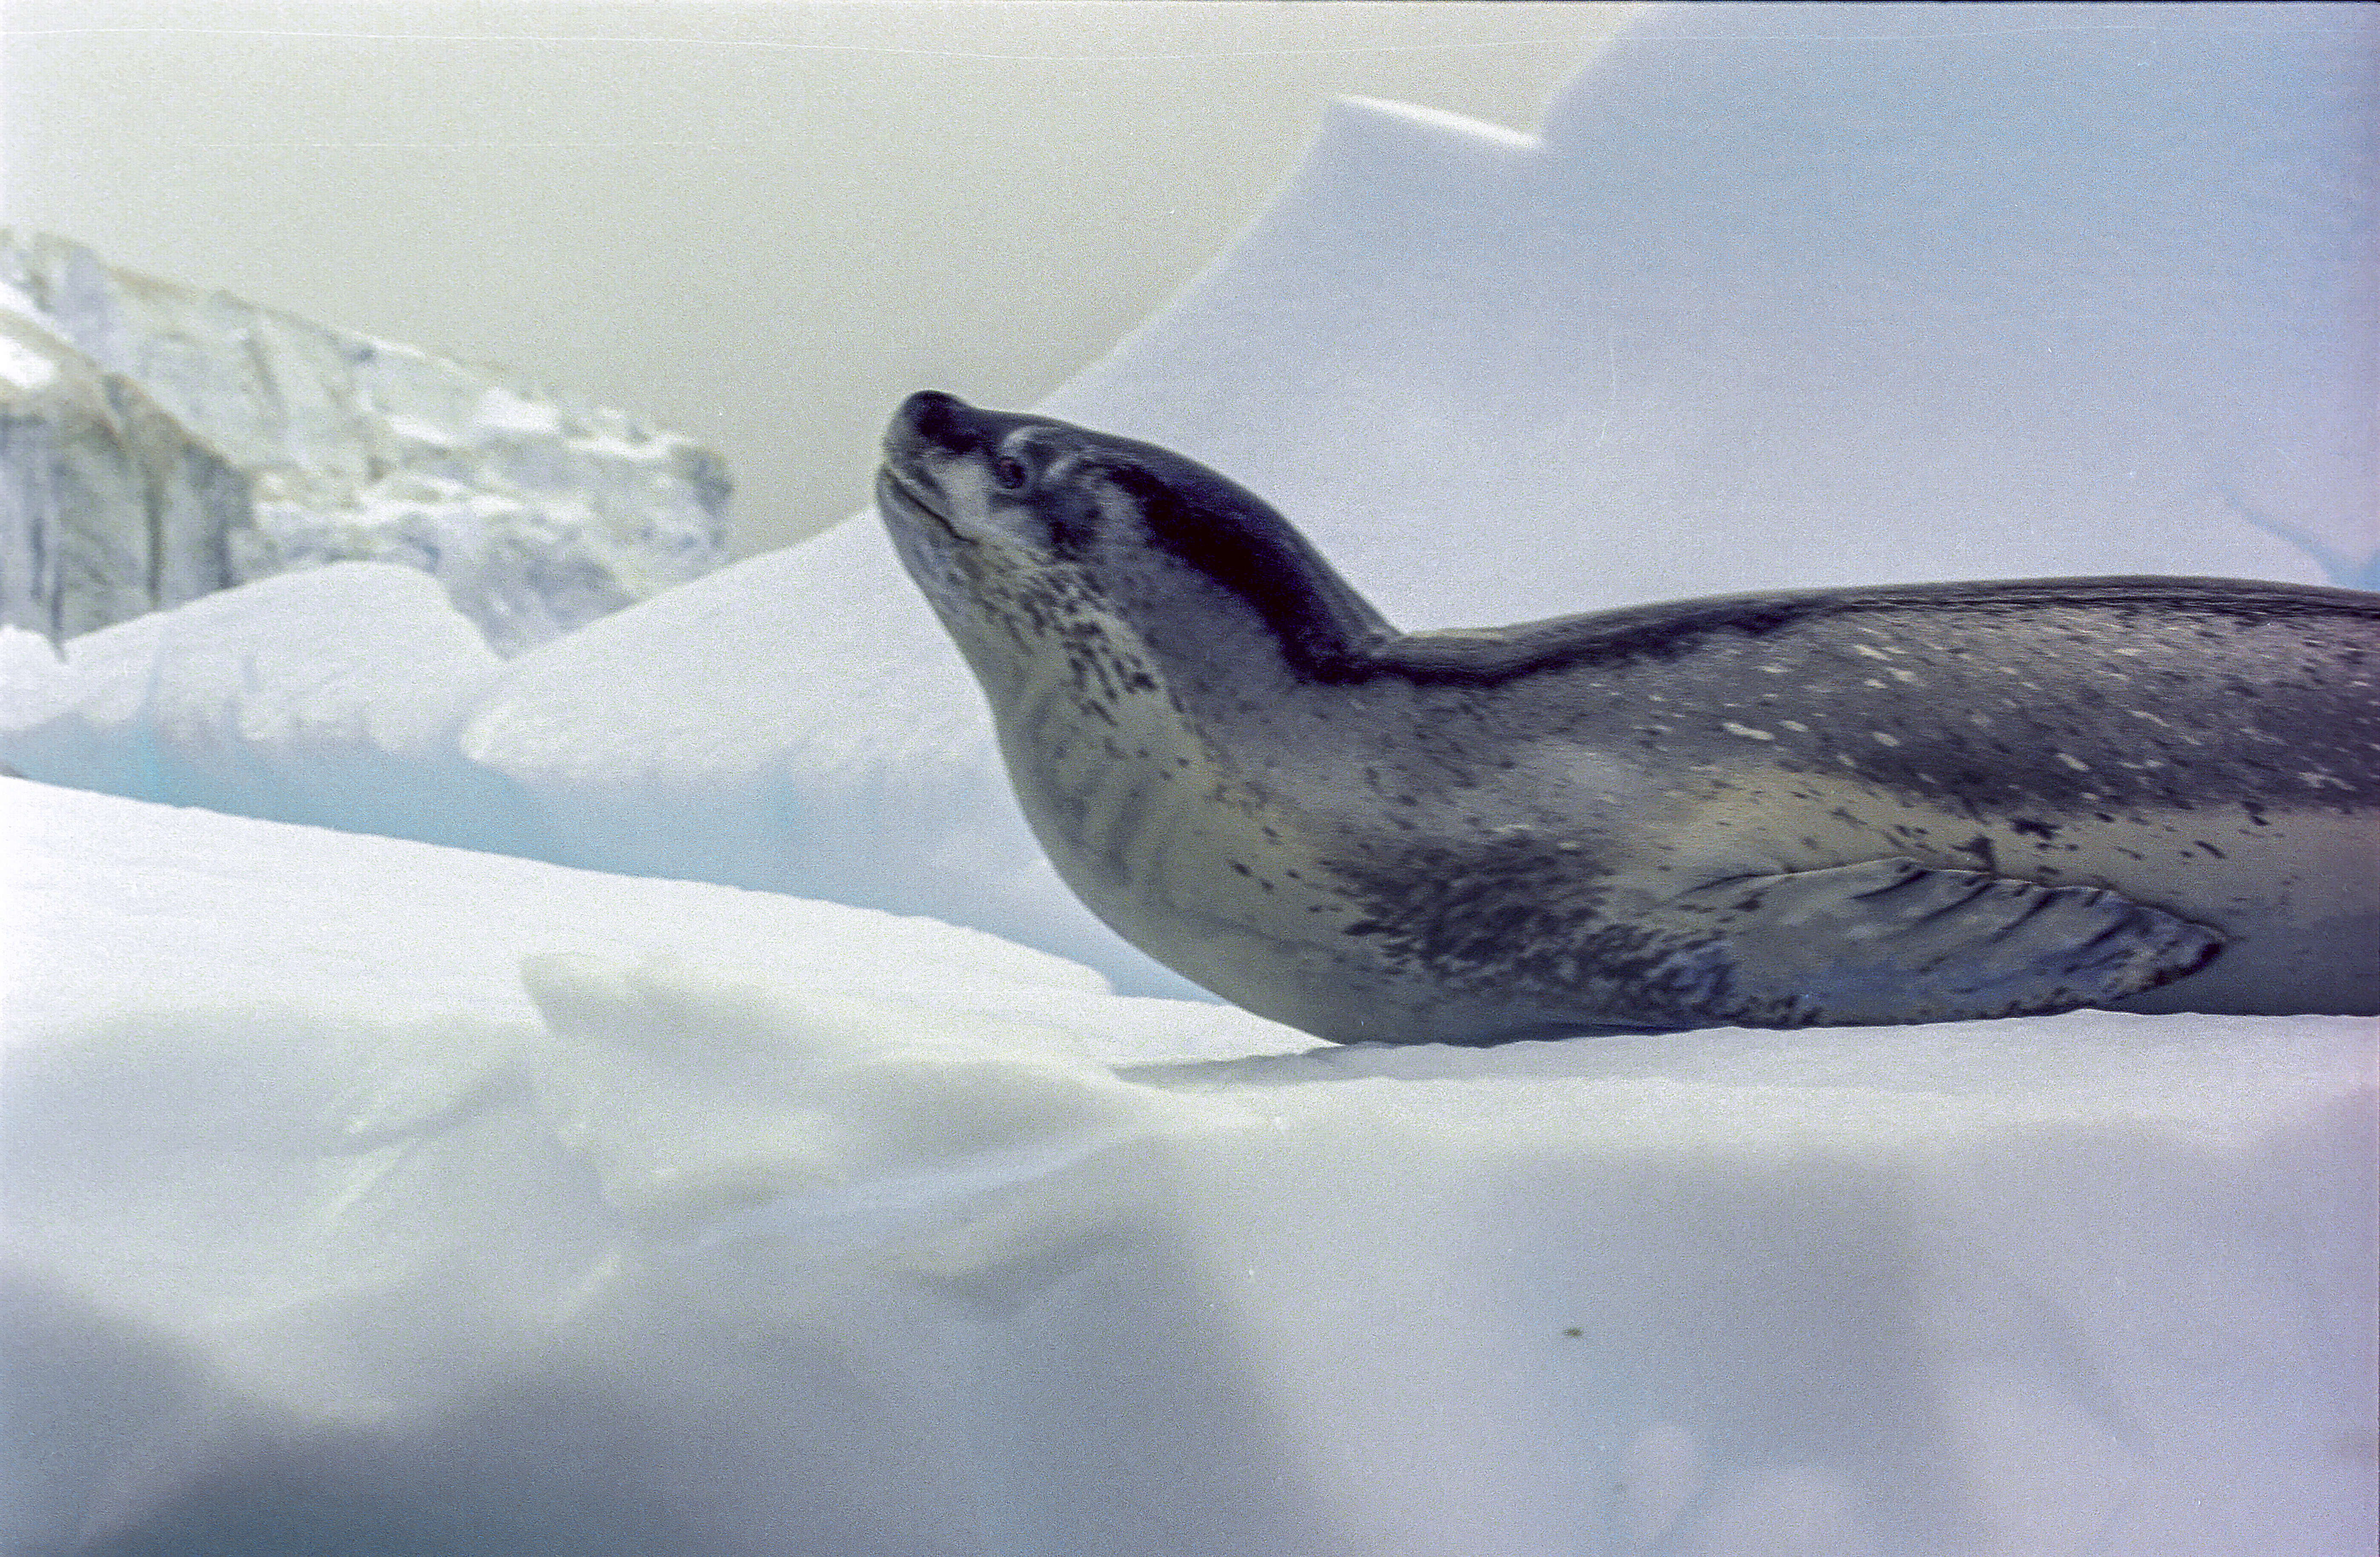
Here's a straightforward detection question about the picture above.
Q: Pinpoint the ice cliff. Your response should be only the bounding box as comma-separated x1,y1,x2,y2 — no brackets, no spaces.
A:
0,231,732,654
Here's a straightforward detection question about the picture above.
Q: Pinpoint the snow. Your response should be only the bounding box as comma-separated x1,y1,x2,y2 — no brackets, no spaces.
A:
0,230,733,655
3,3,2377,1552
5,778,2372,1556
0,334,55,392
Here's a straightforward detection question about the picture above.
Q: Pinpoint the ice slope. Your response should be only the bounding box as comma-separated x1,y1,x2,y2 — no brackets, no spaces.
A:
0,231,733,654
4,776,2372,1557
3,4,2371,998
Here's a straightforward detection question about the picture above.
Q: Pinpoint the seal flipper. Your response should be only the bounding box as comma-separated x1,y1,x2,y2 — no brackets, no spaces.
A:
1655,858,2223,1027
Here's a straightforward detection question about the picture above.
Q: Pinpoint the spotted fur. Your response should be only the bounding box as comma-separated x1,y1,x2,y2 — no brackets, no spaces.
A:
880,392,2380,1043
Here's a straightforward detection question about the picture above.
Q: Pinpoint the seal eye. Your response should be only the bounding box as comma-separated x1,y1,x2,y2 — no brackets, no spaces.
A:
992,456,1031,493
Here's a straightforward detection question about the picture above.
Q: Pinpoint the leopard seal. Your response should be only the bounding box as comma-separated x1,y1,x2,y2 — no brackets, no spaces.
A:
876,390,2380,1044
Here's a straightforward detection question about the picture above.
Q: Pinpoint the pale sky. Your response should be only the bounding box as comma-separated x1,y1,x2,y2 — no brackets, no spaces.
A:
1,1,1635,555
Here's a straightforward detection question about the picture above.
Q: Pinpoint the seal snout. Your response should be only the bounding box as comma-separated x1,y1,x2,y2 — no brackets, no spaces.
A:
888,389,988,460
878,392,972,513
881,392,1009,546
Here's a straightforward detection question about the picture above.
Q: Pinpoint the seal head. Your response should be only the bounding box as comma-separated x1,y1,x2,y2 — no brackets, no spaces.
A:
878,389,1392,698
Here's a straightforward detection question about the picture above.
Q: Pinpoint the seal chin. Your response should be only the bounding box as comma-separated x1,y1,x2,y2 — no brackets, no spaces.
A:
875,465,970,545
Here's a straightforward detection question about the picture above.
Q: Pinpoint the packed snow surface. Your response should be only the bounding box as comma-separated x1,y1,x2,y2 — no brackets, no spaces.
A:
3,3,2376,1553
0,230,732,654
5,779,2372,1557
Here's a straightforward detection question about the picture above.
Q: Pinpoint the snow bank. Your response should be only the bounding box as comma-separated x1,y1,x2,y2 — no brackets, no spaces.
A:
4,778,2371,1556
3,5,2371,996
0,230,733,654
0,564,543,856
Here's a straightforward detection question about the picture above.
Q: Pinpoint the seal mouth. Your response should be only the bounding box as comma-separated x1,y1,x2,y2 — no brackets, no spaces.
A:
875,464,971,544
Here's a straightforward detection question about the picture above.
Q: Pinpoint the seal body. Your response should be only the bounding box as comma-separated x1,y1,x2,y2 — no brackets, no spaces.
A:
878,391,2380,1044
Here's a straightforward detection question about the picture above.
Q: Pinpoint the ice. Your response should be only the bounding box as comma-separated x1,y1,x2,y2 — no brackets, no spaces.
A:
0,230,734,655
4,2,2377,1551
0,308,251,642
0,564,541,855
3,778,2371,1554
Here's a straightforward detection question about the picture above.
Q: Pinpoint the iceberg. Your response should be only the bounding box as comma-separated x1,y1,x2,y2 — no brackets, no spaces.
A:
3,4,2376,1552
0,230,733,655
